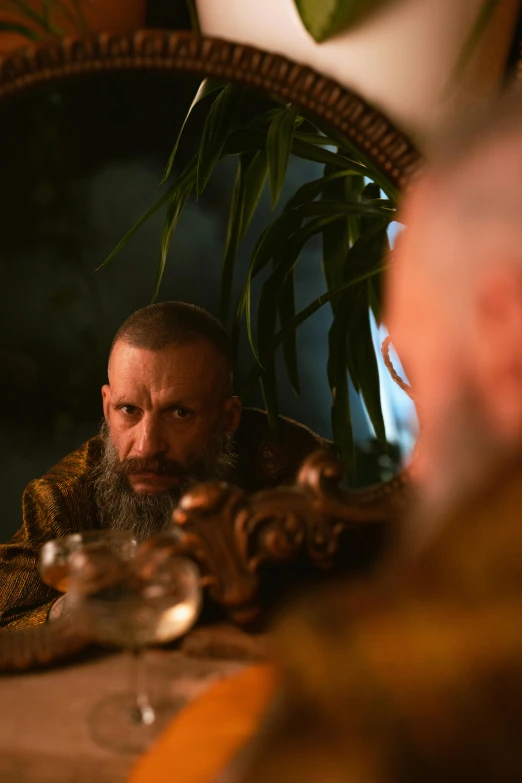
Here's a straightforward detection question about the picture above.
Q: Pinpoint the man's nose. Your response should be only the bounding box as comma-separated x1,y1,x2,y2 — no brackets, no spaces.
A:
133,417,168,457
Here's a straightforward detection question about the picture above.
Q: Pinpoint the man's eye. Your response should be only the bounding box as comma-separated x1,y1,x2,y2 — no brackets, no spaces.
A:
121,405,139,415
172,407,191,419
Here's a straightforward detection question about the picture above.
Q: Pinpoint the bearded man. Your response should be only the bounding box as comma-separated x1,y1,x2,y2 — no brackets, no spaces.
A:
0,301,328,630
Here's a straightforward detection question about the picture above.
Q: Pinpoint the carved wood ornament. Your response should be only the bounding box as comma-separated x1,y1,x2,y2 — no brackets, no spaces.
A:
168,450,410,624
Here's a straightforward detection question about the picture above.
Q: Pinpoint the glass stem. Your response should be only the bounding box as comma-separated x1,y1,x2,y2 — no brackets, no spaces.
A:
129,647,155,726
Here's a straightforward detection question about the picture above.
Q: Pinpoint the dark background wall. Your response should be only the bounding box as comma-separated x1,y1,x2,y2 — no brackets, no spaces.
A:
0,68,383,542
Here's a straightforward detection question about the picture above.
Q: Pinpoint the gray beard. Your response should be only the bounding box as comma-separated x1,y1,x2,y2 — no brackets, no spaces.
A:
91,421,237,541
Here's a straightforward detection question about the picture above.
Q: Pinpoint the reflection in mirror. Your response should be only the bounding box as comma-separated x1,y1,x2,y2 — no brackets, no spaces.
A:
0,68,417,551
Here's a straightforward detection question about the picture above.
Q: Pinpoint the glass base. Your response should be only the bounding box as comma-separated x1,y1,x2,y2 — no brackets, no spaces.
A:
88,691,187,754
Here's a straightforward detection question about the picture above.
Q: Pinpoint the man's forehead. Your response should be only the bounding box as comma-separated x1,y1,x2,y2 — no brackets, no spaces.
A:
108,340,223,390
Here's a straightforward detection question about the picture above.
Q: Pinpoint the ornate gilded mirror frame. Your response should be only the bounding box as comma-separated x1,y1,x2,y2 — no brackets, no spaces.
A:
0,30,421,184
0,28,422,671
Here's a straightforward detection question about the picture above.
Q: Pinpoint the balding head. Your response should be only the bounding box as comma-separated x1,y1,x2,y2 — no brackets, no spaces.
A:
109,301,234,395
388,85,522,501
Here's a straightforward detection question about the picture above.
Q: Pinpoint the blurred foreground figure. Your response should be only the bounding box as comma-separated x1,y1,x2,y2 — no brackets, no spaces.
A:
0,302,328,630
235,86,522,782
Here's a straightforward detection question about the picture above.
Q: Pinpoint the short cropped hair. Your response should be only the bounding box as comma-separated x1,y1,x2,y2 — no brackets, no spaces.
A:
111,301,233,392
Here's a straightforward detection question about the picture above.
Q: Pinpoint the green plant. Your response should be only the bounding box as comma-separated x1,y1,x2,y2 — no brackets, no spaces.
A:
0,0,86,40
101,82,396,481
293,0,395,42
4,0,502,483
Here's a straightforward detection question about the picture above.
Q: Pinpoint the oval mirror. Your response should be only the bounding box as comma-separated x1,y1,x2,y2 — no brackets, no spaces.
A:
0,29,421,669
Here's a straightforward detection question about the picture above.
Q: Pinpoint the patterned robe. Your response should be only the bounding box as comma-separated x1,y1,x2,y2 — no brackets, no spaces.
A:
238,455,522,783
0,408,329,631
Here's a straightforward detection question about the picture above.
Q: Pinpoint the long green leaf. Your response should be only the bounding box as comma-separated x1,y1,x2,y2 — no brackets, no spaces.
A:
322,165,350,292
291,135,367,170
319,169,362,419
366,228,389,326
361,181,382,235
231,220,275,362
348,287,386,444
341,221,389,392
285,166,369,211
239,262,390,402
260,360,279,437
248,108,284,130
153,182,193,302
361,182,381,201
345,172,364,245
309,119,399,201
278,269,299,395
235,198,393,361
283,265,390,350
224,128,367,171
256,217,336,346
252,200,394,278
185,0,201,35
197,84,245,196
222,157,246,327
294,0,393,42
321,168,355,389
341,221,389,443
244,258,259,367
98,156,198,271
96,187,177,271
2,0,62,34
293,131,340,147
161,79,224,185
221,150,268,324
52,0,82,30
368,276,382,325
266,105,299,208
234,224,277,367
221,160,244,327
255,216,340,377
327,308,354,479
239,151,269,237
343,221,389,278
0,20,39,38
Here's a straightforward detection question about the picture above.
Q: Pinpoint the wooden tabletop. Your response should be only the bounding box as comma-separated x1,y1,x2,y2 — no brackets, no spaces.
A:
0,641,251,783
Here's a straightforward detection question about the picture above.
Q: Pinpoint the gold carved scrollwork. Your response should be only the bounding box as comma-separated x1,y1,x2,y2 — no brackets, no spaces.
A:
160,449,411,624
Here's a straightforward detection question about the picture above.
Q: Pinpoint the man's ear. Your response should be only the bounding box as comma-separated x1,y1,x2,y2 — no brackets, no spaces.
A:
224,395,242,435
101,384,111,422
474,266,522,438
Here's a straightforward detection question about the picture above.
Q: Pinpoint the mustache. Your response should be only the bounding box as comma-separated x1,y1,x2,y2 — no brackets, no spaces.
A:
93,420,238,541
114,455,187,478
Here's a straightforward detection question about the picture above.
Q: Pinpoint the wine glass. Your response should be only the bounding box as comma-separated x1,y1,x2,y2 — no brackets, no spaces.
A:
68,540,202,754
39,530,137,594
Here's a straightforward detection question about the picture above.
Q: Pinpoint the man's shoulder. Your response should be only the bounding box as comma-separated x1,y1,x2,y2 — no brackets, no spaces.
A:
29,436,103,493
18,436,103,540
235,407,331,491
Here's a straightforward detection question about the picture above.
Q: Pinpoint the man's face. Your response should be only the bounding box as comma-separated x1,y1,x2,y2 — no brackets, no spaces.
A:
101,339,241,496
